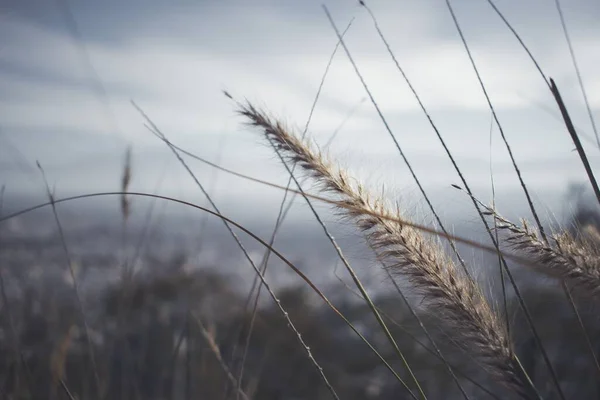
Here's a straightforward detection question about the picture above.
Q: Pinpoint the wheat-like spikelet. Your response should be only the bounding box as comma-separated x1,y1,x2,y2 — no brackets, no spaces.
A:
238,101,531,396
483,207,600,297
577,223,600,252
120,145,132,223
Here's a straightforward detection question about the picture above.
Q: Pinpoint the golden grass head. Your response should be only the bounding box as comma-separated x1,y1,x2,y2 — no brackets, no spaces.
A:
238,100,533,396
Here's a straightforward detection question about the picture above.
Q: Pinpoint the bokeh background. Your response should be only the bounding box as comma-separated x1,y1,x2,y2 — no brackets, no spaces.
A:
1,0,600,399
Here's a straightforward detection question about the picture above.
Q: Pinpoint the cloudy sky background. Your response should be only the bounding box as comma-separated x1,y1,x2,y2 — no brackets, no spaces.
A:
1,0,600,228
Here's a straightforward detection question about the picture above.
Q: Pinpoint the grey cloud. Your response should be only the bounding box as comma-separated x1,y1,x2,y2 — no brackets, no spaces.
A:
1,0,598,213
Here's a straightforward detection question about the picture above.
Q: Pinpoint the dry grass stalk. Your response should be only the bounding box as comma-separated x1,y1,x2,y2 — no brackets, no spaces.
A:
50,324,75,398
238,102,531,397
193,314,251,400
486,208,600,297
121,145,132,223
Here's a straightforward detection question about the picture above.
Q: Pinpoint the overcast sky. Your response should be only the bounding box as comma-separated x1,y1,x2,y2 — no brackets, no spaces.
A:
1,0,599,226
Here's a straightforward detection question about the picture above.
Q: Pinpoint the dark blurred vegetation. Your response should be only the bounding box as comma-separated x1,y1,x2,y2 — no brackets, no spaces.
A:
1,188,600,400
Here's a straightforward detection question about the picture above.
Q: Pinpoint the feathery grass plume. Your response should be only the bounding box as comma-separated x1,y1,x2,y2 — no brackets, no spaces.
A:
485,208,600,297
333,263,502,400
580,224,600,248
323,4,470,279
237,101,532,397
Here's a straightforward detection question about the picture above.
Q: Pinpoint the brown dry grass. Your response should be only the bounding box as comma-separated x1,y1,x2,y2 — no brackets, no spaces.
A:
238,101,534,397
485,207,600,298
